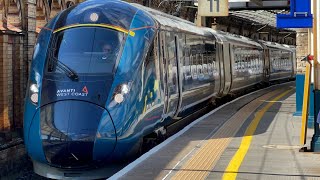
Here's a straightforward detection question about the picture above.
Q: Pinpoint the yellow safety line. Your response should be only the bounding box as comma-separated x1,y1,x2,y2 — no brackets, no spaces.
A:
53,24,136,36
301,63,311,145
171,89,284,180
222,88,293,180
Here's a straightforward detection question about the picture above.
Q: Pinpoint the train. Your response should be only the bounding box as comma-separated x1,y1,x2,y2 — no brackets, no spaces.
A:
23,0,296,178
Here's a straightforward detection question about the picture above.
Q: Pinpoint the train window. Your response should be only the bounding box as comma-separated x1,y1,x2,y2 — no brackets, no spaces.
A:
245,56,248,69
253,56,257,74
196,54,202,75
208,59,213,75
184,47,192,80
236,54,239,71
190,49,197,79
212,61,216,76
204,42,216,76
48,27,124,75
237,55,241,71
166,32,178,87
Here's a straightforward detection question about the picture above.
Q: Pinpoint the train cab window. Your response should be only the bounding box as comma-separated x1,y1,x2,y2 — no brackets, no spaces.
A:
145,43,155,67
48,27,124,76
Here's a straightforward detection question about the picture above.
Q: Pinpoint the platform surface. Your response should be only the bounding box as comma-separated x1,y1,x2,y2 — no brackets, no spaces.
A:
110,82,320,180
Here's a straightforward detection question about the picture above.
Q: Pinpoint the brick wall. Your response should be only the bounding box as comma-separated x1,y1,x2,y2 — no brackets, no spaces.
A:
0,34,25,131
0,36,10,131
296,29,309,74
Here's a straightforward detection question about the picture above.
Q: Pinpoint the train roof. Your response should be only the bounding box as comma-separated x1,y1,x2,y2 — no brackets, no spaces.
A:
211,30,263,48
131,3,263,49
49,0,294,52
259,40,295,52
131,3,212,37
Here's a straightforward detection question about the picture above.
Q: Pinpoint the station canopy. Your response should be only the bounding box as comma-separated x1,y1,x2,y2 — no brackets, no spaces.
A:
229,10,292,29
190,0,290,10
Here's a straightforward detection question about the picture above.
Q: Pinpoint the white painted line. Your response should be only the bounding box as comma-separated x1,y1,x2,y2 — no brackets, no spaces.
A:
108,82,293,180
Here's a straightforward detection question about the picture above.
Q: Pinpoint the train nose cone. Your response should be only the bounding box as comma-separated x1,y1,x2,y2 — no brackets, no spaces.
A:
39,101,116,168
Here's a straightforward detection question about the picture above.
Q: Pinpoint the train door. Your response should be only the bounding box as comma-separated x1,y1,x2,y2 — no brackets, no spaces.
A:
206,39,220,95
219,41,231,96
161,31,181,118
216,41,225,96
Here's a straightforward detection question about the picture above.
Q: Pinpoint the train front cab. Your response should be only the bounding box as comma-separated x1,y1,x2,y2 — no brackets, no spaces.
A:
23,0,161,172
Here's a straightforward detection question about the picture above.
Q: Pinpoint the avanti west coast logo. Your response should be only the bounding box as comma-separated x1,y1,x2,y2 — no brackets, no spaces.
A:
56,86,89,97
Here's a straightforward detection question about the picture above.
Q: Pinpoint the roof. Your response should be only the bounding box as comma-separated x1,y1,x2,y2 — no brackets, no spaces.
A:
229,10,295,32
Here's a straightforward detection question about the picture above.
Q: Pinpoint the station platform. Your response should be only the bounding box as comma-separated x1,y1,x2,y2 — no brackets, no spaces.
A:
110,81,320,180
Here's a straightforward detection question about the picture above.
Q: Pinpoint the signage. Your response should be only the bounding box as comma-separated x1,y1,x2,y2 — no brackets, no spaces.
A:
277,0,313,28
198,0,228,17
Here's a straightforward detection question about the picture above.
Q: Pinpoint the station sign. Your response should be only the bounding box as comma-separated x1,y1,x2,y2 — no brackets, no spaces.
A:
277,0,313,28
198,0,229,17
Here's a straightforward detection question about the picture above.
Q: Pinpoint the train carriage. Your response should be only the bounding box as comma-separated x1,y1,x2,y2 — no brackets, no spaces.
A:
211,31,265,94
260,41,296,82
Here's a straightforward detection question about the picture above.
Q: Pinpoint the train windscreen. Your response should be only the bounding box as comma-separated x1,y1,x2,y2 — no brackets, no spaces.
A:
47,27,125,76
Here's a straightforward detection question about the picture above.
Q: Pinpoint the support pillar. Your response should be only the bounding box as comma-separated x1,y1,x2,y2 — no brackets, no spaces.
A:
24,0,36,76
311,0,320,151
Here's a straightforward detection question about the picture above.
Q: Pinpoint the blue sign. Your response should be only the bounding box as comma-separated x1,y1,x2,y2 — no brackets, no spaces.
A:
277,0,313,28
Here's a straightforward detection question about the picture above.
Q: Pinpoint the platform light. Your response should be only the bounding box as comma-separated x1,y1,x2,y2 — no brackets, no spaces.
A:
30,84,39,104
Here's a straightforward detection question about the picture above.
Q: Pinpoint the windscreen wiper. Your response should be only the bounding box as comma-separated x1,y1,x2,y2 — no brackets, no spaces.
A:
49,56,79,81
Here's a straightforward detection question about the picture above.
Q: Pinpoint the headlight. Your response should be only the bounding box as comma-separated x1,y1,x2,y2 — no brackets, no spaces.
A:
30,84,39,104
114,94,124,104
112,82,131,104
121,84,130,94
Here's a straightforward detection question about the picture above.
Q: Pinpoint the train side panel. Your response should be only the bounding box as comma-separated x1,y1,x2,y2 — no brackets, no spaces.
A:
178,33,219,116
259,41,296,82
229,43,264,92
216,33,264,94
268,48,294,81
107,10,165,160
